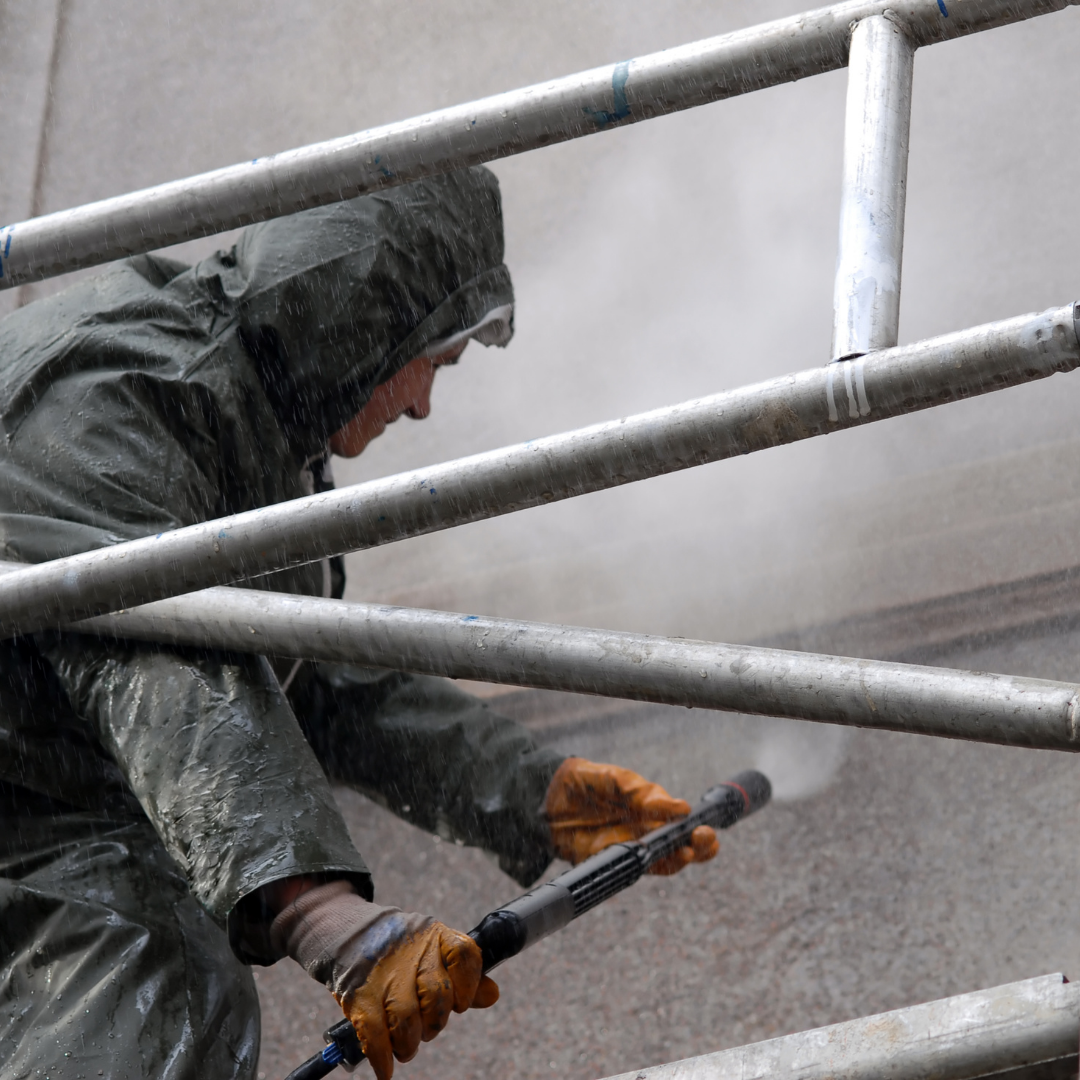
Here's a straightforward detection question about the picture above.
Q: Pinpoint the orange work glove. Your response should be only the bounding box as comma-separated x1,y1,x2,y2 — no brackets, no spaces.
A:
271,880,498,1080
545,756,719,876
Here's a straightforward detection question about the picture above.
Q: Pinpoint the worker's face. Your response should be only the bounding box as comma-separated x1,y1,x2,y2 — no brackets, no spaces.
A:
329,341,467,458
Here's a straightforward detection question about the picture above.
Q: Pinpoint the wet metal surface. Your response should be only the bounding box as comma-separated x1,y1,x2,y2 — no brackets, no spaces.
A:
63,583,1080,752
0,304,1075,639
832,15,913,358
0,0,1073,288
602,974,1079,1080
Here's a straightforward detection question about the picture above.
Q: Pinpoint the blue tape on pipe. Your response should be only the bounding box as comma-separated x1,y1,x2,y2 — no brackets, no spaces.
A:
583,61,632,127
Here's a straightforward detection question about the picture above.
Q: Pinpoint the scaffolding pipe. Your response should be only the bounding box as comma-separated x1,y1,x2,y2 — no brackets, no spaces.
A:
601,974,1080,1080
832,15,914,359
0,0,1074,289
0,303,1075,640
65,586,1080,751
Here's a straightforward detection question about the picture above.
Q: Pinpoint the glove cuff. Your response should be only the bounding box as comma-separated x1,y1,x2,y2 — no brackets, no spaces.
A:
271,880,431,994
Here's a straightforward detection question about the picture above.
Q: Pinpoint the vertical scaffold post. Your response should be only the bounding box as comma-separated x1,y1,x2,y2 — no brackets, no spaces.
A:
832,14,915,360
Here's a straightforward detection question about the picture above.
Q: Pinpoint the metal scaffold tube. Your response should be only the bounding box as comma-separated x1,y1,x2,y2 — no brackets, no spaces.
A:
600,975,1080,1080
832,15,914,359
66,585,1080,751
0,304,1074,639
0,0,1074,288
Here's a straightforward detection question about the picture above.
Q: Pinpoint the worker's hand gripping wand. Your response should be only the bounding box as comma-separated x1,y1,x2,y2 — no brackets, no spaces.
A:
285,770,772,1080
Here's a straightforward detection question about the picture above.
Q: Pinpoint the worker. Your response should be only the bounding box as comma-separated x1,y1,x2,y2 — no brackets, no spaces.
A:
0,167,718,1080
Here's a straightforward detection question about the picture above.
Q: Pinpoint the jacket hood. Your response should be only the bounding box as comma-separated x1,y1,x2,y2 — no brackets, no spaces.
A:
0,168,513,565
195,166,514,445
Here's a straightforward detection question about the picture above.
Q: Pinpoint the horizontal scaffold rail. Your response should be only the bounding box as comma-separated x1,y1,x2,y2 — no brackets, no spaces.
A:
601,974,1079,1080
66,585,1080,751
0,304,1075,639
0,0,1074,288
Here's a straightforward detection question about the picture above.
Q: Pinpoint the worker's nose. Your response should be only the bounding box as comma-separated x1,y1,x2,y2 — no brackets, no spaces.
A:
406,385,434,420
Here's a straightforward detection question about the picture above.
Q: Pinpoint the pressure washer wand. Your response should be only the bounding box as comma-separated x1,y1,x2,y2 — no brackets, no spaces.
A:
284,770,771,1080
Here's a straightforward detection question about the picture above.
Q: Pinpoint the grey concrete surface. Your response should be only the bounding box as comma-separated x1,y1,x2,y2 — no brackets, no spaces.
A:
3,1,1079,644
2,3,1080,1079
254,672,1080,1079
0,0,61,316
332,3,1080,646
253,608,1080,1080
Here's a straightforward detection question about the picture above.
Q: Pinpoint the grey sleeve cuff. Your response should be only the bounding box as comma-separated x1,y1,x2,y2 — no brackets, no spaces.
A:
228,869,374,967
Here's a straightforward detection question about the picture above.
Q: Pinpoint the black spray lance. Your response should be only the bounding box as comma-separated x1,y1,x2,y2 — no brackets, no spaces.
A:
285,769,772,1080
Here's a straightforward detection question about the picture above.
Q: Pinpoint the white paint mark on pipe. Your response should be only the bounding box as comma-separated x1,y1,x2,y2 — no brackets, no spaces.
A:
826,365,839,422
853,355,871,415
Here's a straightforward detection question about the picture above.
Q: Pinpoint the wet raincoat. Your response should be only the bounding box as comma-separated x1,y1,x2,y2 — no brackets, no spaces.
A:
0,168,563,1079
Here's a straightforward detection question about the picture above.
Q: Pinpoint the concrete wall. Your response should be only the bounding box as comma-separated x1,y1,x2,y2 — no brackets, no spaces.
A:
4,6,1080,1080
2,0,1078,647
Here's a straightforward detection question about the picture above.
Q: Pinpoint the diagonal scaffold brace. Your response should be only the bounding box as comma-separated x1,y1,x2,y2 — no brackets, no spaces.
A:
57,588,1080,753
0,303,1074,641
0,1,1073,289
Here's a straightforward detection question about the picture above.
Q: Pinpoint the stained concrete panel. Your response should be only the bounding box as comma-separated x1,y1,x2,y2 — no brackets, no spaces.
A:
3,3,1078,646
255,683,1080,1080
1,6,1079,1078
0,0,61,316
